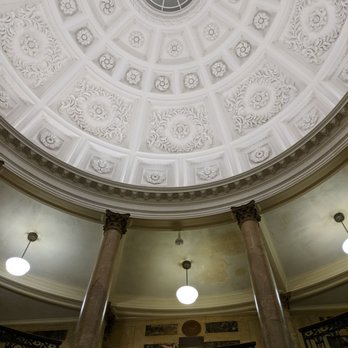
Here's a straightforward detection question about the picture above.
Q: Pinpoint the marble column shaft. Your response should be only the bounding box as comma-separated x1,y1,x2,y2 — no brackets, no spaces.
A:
231,201,292,348
74,210,130,348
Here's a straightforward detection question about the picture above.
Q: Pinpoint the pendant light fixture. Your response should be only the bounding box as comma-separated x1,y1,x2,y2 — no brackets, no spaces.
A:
334,212,348,254
6,232,38,276
176,260,198,305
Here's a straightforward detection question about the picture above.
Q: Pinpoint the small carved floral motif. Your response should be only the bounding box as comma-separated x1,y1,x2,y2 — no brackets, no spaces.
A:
0,90,9,109
59,0,78,16
99,53,116,71
155,76,170,92
203,23,220,41
211,60,227,78
125,68,142,85
147,106,213,153
308,7,328,32
235,40,251,58
296,109,319,131
38,129,63,150
253,11,270,30
249,145,272,163
129,31,145,48
196,165,220,181
167,39,183,57
100,0,115,15
249,89,271,110
76,28,94,46
88,103,108,121
171,121,191,139
144,170,167,185
90,157,114,174
184,73,199,89
20,34,40,57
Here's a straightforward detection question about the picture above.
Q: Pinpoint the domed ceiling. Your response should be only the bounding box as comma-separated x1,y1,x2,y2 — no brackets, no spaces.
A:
0,0,348,321
0,0,347,189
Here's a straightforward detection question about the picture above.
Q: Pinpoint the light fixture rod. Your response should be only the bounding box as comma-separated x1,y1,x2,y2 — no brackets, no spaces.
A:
20,232,38,258
182,260,191,286
20,240,31,258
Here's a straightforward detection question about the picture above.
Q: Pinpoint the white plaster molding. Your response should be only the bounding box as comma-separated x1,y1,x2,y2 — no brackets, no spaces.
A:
0,95,347,219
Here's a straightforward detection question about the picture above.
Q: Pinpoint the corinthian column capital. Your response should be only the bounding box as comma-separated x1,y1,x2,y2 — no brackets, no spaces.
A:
103,210,130,235
231,200,261,225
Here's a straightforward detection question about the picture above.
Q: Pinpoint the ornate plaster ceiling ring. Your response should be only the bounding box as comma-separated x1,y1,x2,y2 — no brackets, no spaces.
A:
143,0,194,13
130,0,206,25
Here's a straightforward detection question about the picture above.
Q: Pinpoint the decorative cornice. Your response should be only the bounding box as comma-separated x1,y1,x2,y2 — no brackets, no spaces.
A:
231,200,261,225
103,210,130,235
0,93,347,219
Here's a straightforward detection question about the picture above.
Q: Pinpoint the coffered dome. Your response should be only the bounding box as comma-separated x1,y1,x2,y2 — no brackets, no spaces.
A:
0,0,347,217
0,0,348,322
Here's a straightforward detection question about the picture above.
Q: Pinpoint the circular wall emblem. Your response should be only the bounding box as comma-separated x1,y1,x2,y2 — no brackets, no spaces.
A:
182,320,202,336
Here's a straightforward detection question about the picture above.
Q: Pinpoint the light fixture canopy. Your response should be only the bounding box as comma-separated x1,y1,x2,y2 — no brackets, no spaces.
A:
6,232,38,276
175,231,183,246
176,260,198,305
334,213,348,255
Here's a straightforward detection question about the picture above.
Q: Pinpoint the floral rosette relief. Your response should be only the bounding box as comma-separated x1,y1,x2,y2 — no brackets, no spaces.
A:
248,144,272,164
59,80,131,143
146,106,214,153
100,0,116,15
0,90,9,110
0,5,66,88
283,0,348,64
225,64,298,134
38,128,64,150
59,0,78,16
296,108,320,132
143,170,167,185
90,157,114,174
196,165,220,181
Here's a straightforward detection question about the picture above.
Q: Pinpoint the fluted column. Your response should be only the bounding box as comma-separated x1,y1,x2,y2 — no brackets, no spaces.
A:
231,201,292,348
74,210,130,348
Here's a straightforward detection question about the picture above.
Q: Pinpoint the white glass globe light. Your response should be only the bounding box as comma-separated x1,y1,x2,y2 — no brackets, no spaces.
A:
342,238,348,254
176,285,198,305
6,257,30,276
